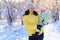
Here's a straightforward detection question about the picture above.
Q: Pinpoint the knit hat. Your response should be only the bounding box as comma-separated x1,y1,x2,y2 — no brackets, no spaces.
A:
41,6,48,10
27,3,34,9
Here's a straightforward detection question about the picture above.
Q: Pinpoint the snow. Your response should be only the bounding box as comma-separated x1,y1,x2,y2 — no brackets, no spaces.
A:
44,21,60,40
0,2,60,40
0,18,60,40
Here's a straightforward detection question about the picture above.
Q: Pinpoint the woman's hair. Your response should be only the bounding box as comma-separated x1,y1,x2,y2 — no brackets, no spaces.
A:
23,9,38,16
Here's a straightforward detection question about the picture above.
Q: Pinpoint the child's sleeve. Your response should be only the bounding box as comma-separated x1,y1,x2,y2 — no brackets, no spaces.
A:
43,10,51,25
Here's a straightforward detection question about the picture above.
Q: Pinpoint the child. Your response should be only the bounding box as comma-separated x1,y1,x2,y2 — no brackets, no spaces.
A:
36,7,51,40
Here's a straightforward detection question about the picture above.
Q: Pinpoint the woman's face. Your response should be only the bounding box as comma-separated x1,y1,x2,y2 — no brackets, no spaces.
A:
29,7,35,13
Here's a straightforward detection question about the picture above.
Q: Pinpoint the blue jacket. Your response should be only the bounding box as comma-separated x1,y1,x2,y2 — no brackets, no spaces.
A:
38,10,51,25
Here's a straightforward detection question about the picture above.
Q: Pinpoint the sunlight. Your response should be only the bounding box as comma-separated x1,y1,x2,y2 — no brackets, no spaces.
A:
0,0,1,2
19,0,24,2
15,0,19,3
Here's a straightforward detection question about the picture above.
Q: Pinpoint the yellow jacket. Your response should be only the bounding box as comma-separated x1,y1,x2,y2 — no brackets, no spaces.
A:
23,13,38,36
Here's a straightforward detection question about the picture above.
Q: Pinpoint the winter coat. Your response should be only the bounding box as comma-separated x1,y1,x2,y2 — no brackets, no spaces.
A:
23,13,38,36
38,10,51,35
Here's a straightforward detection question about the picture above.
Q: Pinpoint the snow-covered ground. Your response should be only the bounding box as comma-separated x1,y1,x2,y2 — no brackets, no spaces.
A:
44,21,60,40
0,20,28,40
0,19,60,40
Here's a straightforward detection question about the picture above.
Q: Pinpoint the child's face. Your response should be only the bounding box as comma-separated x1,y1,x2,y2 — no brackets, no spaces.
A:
41,9,45,14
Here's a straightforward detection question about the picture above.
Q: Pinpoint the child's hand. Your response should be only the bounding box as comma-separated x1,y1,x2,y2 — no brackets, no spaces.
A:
46,22,49,25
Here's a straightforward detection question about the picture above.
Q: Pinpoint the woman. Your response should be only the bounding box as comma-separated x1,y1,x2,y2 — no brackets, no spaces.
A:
23,3,38,40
